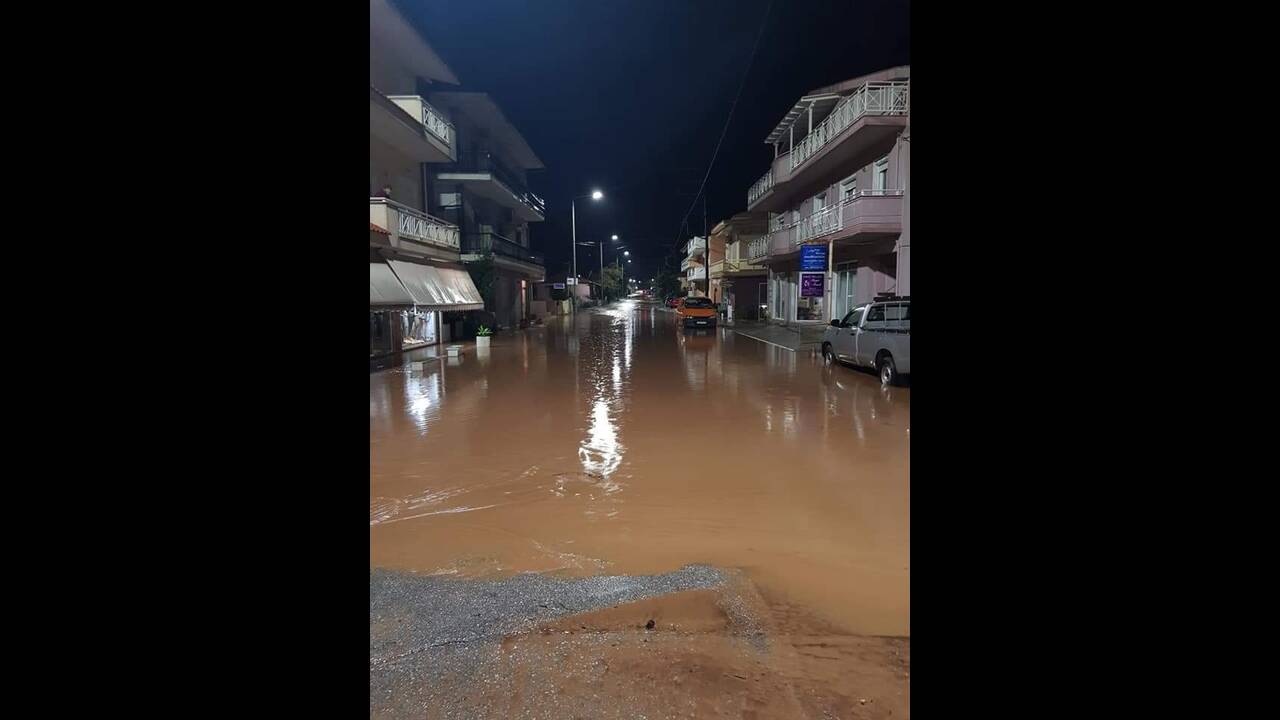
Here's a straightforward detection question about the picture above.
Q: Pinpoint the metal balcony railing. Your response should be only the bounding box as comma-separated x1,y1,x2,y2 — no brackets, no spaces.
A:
748,167,774,206
453,152,546,216
386,95,454,148
747,235,769,261
792,189,904,245
790,81,909,171
462,231,545,266
370,197,460,250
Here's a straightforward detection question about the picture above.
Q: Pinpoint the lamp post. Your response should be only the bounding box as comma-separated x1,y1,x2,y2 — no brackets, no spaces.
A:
571,189,604,314
577,233,622,304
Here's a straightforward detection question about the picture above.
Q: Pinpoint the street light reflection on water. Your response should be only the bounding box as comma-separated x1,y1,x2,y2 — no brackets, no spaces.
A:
369,299,910,636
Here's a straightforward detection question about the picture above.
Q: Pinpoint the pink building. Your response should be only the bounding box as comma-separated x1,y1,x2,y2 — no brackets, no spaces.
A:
745,66,910,325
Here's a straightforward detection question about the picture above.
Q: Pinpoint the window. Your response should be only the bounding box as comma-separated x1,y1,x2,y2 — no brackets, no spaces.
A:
873,156,889,191
866,305,886,323
883,303,910,330
813,191,827,213
438,192,461,208
842,307,865,327
840,175,857,201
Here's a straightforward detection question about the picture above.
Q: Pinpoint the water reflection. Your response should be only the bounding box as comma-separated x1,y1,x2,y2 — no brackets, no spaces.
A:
404,367,443,433
371,300,910,636
579,398,623,480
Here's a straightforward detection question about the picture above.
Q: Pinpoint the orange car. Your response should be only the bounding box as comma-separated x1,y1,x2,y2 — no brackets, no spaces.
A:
676,296,718,329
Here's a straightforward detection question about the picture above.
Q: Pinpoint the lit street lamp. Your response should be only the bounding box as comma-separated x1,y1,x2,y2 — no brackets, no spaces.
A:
571,189,604,313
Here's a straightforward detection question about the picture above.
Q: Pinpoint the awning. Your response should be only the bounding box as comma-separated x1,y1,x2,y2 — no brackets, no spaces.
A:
370,261,414,306
387,259,485,311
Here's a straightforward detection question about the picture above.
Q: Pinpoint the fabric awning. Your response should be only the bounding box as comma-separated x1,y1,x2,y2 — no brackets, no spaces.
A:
370,261,415,306
387,259,485,311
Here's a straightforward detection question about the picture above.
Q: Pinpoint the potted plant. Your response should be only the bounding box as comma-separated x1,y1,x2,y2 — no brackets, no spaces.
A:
475,325,492,348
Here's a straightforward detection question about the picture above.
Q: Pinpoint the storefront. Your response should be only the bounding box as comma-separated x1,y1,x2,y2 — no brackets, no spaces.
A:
370,258,485,358
831,261,859,322
400,308,438,349
767,269,827,323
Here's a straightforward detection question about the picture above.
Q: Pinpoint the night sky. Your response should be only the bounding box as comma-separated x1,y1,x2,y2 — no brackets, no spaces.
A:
395,0,910,283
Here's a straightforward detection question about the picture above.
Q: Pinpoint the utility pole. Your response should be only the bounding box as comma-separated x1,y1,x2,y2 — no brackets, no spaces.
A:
703,194,709,299
571,199,577,316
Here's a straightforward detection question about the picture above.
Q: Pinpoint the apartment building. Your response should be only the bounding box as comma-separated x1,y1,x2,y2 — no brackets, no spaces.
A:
744,65,910,325
427,91,547,330
707,212,769,322
369,0,482,356
680,236,713,297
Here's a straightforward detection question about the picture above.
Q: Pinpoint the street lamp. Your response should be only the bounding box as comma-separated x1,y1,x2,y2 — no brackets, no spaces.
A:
571,189,604,313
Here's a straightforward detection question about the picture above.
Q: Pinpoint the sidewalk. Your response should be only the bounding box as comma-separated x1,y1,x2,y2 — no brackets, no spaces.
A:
731,321,826,352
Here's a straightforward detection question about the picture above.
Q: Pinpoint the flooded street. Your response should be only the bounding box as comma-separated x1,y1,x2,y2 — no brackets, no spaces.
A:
371,300,909,636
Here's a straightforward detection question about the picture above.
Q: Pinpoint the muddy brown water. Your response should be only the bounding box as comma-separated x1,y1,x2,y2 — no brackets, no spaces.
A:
370,300,909,638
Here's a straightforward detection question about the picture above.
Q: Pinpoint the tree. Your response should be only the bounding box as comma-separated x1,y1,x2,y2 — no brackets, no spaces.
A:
466,256,497,308
654,266,682,300
601,265,624,302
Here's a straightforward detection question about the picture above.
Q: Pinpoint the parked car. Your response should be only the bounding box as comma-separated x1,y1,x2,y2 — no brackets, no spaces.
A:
821,297,910,385
665,296,682,308
676,296,717,329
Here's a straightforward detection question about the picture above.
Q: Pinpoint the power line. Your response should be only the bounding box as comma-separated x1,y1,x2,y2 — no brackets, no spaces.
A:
669,0,774,252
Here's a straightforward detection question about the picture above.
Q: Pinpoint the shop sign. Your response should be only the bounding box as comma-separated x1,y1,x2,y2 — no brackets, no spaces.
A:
800,272,825,298
800,244,827,271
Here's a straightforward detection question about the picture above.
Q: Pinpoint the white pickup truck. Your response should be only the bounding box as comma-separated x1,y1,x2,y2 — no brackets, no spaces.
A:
821,297,911,385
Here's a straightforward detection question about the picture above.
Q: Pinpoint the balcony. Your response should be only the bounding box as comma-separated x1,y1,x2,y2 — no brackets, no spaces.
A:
461,231,545,273
746,152,794,212
686,265,706,281
792,190,904,246
746,80,907,212
369,87,454,163
437,152,545,222
684,236,707,257
370,197,460,255
713,242,766,277
790,82,908,172
386,95,455,159
747,168,773,207
747,236,769,262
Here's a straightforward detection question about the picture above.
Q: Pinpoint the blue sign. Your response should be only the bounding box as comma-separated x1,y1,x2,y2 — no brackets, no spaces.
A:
800,244,827,271
552,283,566,290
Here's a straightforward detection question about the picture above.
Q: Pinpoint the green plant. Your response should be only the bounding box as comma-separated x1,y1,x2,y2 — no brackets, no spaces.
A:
476,325,493,337
466,257,497,309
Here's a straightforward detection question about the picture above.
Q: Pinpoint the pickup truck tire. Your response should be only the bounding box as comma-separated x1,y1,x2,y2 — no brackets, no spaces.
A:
822,342,836,365
878,354,898,386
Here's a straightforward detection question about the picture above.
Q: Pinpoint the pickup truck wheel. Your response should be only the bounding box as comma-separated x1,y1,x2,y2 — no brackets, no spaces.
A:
822,343,836,365
878,354,897,386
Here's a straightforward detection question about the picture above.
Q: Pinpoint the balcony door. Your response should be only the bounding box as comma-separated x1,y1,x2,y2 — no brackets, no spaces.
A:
841,174,857,201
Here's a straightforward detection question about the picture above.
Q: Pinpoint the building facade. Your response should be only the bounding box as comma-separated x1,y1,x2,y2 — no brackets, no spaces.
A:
680,236,716,298
368,0,546,359
745,65,910,325
707,212,769,322
427,91,547,330
369,0,483,357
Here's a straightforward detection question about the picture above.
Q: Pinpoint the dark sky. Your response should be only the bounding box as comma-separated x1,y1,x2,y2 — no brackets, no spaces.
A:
396,0,910,283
